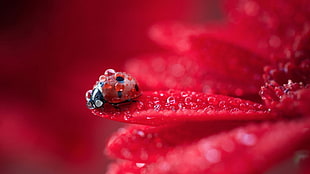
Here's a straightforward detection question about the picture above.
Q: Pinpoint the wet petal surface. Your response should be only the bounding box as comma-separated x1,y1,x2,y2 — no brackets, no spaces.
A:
92,90,275,125
142,118,310,174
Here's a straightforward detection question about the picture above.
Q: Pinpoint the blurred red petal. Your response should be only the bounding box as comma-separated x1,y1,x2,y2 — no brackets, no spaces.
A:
148,22,206,52
142,118,310,174
189,35,268,96
126,36,268,97
106,121,248,162
92,90,275,125
260,81,310,117
224,0,310,59
106,160,143,174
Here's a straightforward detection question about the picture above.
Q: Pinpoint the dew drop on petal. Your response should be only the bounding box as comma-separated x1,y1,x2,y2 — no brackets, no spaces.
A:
184,97,192,105
207,97,218,105
136,130,145,137
136,163,146,168
121,148,132,158
181,91,188,97
236,131,257,146
218,101,226,108
205,148,221,163
178,103,184,110
154,104,161,111
137,101,144,110
166,96,176,104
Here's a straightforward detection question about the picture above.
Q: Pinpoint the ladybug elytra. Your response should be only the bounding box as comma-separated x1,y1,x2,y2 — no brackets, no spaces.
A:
86,69,141,109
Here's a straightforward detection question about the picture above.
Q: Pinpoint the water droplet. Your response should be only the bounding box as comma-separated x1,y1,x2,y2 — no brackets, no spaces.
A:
239,103,247,110
170,106,176,111
137,101,144,110
104,69,116,76
218,101,226,108
136,163,146,168
154,104,161,111
85,90,92,101
121,148,132,158
184,97,192,105
181,91,188,97
207,97,218,105
136,130,145,137
236,131,257,146
205,148,221,163
166,96,176,104
191,104,198,110
178,103,184,110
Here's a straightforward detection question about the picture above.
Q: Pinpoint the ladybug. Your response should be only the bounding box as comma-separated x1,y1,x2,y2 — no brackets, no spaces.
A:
86,69,141,109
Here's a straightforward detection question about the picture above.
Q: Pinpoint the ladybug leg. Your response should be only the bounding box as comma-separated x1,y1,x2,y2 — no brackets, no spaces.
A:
110,100,130,109
111,103,121,109
130,99,139,103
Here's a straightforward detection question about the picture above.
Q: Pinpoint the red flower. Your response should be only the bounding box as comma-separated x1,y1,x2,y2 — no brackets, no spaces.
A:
0,0,196,173
87,0,310,173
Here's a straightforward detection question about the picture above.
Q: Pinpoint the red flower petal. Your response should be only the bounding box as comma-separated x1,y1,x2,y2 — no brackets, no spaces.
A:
262,35,310,86
260,81,310,117
224,0,310,59
106,122,248,162
106,160,143,174
148,22,206,52
148,22,269,58
189,35,268,96
126,36,268,97
142,118,310,174
92,90,275,125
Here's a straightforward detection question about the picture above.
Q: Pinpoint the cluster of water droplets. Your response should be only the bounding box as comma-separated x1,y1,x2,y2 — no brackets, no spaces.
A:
143,90,266,115
92,89,269,122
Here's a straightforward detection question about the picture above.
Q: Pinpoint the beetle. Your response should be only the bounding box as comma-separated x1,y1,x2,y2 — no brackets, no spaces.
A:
86,69,141,109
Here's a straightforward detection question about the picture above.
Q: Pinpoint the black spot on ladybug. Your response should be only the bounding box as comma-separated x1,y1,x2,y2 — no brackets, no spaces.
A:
117,91,123,98
135,84,139,91
116,76,124,81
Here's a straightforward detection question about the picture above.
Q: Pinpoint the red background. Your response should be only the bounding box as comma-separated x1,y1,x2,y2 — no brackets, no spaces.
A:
0,0,221,173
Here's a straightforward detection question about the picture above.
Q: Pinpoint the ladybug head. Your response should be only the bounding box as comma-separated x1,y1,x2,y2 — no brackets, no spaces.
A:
85,87,106,109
